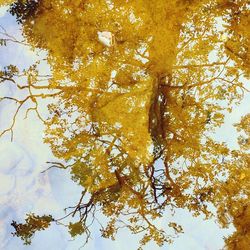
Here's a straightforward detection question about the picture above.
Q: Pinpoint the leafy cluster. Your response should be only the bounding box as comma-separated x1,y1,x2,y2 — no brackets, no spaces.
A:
11,214,53,245
9,0,40,24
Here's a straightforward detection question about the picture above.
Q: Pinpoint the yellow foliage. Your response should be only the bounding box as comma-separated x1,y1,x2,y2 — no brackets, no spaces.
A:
3,0,250,248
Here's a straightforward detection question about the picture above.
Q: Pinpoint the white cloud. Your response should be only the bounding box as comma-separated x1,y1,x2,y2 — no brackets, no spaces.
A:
0,6,8,18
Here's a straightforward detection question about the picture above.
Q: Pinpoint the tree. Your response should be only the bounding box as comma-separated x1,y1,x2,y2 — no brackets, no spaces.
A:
0,0,249,248
223,114,250,250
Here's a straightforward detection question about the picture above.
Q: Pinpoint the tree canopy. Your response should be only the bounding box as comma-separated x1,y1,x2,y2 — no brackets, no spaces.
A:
0,0,249,249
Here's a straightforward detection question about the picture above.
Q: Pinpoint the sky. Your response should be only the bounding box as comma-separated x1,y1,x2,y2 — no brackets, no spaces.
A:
0,5,249,250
